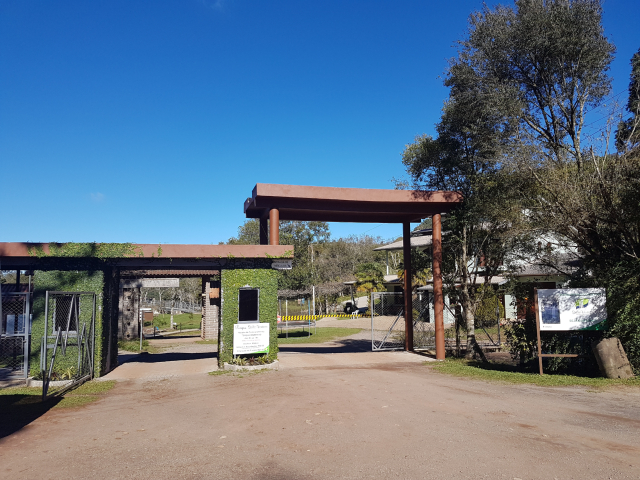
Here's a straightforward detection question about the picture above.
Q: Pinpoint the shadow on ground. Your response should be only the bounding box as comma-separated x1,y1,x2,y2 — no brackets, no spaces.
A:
0,394,61,439
118,351,217,365
278,338,372,354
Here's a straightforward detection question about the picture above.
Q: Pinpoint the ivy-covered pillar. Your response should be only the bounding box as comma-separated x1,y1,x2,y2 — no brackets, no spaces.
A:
218,267,278,368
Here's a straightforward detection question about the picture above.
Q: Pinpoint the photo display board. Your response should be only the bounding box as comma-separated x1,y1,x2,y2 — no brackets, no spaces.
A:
537,288,607,331
233,323,270,355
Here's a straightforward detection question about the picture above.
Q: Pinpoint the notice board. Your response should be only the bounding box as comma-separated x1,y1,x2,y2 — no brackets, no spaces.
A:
233,323,270,355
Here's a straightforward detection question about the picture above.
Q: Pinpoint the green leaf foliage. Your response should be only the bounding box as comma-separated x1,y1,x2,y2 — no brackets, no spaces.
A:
30,270,106,378
219,268,279,367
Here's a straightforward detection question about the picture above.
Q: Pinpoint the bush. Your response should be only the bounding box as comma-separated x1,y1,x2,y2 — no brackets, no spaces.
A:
604,260,640,374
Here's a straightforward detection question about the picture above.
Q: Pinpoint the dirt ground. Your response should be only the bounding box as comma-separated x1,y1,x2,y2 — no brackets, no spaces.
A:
1,334,639,480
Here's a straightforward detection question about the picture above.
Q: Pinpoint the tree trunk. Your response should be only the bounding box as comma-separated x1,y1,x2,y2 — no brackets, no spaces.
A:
461,227,487,362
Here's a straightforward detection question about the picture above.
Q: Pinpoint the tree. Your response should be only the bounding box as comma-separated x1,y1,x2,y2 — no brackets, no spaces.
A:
437,0,640,370
354,263,385,299
616,48,640,152
457,0,615,169
402,49,522,359
226,219,330,290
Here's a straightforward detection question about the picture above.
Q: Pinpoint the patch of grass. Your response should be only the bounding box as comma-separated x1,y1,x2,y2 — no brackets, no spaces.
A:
427,358,640,389
118,340,149,352
208,369,271,377
72,380,116,395
278,327,362,344
154,313,201,330
161,330,201,337
196,339,217,345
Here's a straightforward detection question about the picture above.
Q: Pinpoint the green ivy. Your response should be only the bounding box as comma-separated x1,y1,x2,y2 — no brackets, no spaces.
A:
30,270,106,378
219,269,279,367
28,242,141,259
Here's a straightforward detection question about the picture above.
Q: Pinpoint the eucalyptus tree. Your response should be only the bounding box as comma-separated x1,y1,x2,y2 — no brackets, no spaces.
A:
402,59,522,359
226,218,330,290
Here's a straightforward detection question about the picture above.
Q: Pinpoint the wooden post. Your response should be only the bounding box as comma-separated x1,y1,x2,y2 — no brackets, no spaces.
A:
433,213,445,360
534,288,543,375
403,222,414,351
269,208,279,246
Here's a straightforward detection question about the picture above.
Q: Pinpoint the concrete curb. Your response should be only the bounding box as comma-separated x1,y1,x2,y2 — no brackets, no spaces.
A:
223,360,279,372
26,377,73,388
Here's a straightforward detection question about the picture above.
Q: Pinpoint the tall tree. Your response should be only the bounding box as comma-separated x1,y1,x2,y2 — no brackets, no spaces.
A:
226,219,330,290
402,64,521,359
457,0,615,169
616,48,640,152
435,0,640,369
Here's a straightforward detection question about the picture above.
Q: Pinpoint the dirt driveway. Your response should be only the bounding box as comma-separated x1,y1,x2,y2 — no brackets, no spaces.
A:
1,338,639,479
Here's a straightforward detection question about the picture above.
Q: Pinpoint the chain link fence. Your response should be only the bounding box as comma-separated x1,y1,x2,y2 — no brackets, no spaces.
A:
0,292,31,379
41,292,96,398
371,291,459,351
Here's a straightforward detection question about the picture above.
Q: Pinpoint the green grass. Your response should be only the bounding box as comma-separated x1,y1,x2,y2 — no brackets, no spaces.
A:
277,327,362,344
152,313,201,330
196,339,217,344
161,330,202,337
118,340,149,352
0,380,116,410
427,358,640,389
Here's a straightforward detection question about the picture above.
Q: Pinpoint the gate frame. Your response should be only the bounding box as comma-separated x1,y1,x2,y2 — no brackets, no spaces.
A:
0,291,31,379
41,291,96,399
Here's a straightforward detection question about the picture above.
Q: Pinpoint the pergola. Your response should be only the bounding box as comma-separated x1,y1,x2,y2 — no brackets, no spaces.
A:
244,183,463,359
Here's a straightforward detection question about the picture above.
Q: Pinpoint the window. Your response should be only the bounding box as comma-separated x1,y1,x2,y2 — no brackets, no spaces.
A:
238,288,259,323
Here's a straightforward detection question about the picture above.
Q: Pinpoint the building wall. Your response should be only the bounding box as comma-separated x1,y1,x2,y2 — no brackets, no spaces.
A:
201,276,220,340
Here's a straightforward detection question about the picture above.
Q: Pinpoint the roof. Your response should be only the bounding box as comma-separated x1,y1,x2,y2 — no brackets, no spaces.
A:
512,254,581,277
244,183,463,223
0,242,293,270
374,235,434,252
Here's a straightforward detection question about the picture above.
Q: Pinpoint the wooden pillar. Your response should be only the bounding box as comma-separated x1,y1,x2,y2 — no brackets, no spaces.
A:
433,213,445,360
259,217,268,245
403,221,414,351
269,208,280,246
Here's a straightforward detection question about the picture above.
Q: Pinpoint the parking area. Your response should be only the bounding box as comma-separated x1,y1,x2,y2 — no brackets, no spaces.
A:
1,335,639,480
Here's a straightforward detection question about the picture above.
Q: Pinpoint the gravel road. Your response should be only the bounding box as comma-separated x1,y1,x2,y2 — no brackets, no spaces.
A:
1,338,639,480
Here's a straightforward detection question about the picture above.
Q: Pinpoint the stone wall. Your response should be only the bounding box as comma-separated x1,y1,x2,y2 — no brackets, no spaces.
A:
201,277,220,340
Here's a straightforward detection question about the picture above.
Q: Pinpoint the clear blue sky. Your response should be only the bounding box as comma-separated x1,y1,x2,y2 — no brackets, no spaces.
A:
1,0,638,245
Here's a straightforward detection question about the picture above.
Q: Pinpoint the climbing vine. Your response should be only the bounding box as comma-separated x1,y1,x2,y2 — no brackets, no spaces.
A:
219,268,279,367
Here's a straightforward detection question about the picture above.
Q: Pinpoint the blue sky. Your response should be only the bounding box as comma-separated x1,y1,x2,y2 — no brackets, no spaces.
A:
1,0,638,245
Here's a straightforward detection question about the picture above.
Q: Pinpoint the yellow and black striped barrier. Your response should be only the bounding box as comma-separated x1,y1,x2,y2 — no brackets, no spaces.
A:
279,314,362,321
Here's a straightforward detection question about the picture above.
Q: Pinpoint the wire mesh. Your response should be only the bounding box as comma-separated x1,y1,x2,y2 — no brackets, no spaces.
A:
371,291,459,351
41,292,95,398
0,293,30,379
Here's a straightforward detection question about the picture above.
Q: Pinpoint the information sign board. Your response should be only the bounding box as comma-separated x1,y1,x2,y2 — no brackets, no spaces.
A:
121,278,180,288
271,260,293,270
537,288,607,331
233,323,270,355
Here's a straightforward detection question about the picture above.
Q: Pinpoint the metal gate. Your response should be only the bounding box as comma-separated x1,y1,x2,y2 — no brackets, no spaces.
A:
0,292,31,379
41,292,96,399
371,291,434,351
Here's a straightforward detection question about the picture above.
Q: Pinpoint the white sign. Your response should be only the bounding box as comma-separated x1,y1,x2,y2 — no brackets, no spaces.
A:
537,288,607,331
271,259,292,270
120,278,180,288
233,323,270,355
